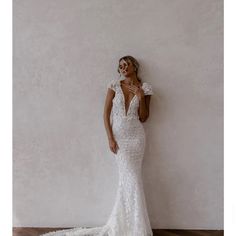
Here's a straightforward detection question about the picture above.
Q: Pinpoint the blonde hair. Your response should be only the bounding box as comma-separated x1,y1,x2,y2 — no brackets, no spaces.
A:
117,55,141,82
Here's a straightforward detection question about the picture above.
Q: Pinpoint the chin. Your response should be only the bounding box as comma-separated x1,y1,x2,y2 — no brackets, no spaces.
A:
123,72,130,77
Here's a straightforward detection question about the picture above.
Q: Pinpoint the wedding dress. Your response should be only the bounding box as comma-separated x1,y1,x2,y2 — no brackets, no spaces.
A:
40,78,154,236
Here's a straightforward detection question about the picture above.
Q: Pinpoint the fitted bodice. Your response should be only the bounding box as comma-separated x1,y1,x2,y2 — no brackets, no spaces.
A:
107,78,154,122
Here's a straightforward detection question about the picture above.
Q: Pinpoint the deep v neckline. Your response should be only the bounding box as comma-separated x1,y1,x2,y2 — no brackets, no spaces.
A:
119,80,144,117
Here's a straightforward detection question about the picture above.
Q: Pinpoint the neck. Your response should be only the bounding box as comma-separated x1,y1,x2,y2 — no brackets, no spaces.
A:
123,73,138,84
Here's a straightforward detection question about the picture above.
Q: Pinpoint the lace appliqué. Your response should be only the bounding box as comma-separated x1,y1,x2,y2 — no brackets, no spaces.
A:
40,79,154,236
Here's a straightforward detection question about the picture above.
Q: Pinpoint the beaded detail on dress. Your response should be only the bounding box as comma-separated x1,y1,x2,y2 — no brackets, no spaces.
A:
40,78,154,236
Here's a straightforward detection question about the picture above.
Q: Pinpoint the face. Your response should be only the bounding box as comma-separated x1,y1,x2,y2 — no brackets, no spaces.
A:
118,58,136,77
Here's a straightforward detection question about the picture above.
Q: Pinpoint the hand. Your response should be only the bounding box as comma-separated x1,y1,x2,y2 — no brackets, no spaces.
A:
123,84,145,101
109,137,119,154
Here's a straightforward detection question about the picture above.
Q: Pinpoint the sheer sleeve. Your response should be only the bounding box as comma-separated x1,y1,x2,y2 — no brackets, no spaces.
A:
106,79,116,91
143,82,154,95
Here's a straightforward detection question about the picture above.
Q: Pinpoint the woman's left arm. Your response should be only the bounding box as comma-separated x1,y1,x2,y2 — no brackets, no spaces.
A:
138,95,151,122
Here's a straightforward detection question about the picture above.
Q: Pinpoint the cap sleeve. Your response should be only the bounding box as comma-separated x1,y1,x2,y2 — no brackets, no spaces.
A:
106,79,117,91
143,82,154,95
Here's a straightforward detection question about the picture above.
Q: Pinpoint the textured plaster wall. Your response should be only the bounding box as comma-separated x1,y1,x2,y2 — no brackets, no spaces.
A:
13,0,223,229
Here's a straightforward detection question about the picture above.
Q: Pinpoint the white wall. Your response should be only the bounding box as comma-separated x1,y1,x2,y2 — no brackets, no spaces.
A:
13,0,223,229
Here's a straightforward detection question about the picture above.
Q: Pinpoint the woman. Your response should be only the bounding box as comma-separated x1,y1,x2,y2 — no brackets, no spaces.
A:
41,55,154,236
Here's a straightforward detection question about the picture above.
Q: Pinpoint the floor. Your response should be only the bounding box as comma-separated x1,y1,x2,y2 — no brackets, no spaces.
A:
13,227,224,236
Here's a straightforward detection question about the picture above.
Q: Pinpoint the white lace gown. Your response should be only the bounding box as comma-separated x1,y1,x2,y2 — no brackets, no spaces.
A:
40,78,154,236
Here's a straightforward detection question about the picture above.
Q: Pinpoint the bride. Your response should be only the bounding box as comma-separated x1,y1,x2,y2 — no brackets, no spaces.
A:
40,55,154,236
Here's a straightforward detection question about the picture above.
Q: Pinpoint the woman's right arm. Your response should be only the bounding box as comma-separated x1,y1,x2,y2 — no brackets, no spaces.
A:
103,88,119,154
